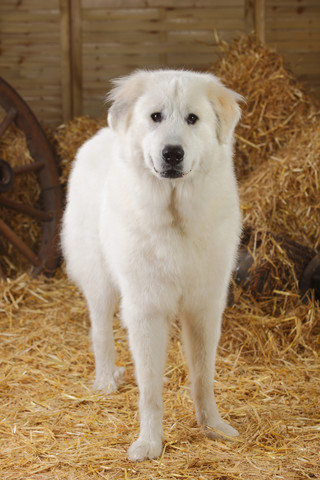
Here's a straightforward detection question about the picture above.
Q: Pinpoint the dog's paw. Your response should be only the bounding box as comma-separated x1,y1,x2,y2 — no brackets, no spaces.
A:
128,437,163,462
203,419,239,440
93,366,125,394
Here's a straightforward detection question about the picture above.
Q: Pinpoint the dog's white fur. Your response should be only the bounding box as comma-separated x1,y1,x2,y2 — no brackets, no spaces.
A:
61,69,242,461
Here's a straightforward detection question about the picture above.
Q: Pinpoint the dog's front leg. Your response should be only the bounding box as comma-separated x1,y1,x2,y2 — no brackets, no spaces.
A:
182,309,239,439
125,307,169,461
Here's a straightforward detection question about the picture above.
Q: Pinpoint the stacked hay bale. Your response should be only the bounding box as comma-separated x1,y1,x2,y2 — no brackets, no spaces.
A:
211,35,320,313
212,34,317,180
55,115,106,185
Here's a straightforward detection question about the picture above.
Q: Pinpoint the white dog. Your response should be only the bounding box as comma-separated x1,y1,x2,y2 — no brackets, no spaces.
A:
61,69,242,461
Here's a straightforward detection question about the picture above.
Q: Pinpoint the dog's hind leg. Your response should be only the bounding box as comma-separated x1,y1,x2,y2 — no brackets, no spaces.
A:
181,309,239,439
84,277,123,394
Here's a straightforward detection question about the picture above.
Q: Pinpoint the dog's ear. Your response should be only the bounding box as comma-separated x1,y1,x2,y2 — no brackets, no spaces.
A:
206,75,243,145
107,70,147,131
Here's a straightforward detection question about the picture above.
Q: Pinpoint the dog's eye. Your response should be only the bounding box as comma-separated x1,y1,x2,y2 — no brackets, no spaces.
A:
151,112,162,123
186,113,199,125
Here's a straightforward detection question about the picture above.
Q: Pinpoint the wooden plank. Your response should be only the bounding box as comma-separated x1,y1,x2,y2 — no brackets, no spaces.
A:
266,18,319,29
82,43,220,56
267,0,320,5
81,30,230,50
81,18,244,33
82,7,242,21
82,56,164,70
81,0,242,7
2,33,62,45
167,52,220,63
267,30,320,41
147,0,243,6
0,23,60,33
82,8,160,21
0,12,60,22
0,0,59,9
166,7,243,19
267,41,320,52
82,0,148,7
82,32,163,45
266,5,320,15
0,43,61,55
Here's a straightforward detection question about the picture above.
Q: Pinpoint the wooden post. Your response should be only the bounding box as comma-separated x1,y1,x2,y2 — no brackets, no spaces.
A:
70,0,82,117
59,0,82,122
60,0,72,122
255,0,266,43
244,0,255,34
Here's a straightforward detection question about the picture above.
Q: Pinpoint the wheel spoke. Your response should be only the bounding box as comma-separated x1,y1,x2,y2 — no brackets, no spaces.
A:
0,196,53,221
0,107,17,138
13,161,45,176
0,218,42,267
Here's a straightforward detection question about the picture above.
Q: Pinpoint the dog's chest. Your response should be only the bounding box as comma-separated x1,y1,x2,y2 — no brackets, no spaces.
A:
168,188,185,234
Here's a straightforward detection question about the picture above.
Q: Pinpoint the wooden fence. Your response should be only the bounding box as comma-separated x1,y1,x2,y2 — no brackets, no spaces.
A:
0,0,319,126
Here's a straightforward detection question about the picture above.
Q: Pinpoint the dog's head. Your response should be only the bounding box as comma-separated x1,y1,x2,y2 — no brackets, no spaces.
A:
107,70,242,180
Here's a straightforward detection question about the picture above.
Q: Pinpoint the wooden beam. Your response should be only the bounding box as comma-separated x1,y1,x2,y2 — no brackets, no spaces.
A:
59,0,72,122
255,0,266,43
244,0,255,34
70,0,83,117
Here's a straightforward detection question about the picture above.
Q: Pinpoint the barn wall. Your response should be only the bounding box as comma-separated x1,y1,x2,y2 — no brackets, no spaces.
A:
0,0,64,125
266,0,320,99
0,0,319,126
78,0,246,119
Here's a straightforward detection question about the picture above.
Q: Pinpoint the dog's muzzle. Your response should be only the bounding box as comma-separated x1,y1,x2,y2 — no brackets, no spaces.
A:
160,144,184,178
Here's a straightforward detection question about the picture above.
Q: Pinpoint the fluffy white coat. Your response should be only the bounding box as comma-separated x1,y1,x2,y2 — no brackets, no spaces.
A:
61,69,242,461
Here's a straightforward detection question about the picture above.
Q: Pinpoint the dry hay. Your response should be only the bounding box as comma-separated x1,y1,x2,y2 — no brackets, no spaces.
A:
239,120,320,251
1,273,319,480
212,34,317,180
236,117,320,314
54,115,106,185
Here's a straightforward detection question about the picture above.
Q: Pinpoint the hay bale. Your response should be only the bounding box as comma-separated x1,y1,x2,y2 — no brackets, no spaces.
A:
54,116,106,185
212,35,317,179
239,119,320,251
236,117,320,307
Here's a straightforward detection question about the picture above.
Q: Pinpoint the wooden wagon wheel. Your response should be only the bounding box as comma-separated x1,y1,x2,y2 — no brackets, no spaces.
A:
0,77,63,276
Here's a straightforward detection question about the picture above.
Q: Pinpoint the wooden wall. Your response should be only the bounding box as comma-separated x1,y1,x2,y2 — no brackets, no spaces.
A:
266,0,320,99
79,0,246,119
0,0,63,125
0,0,319,126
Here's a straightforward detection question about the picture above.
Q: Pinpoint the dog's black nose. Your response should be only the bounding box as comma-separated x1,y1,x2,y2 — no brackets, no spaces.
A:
162,145,184,166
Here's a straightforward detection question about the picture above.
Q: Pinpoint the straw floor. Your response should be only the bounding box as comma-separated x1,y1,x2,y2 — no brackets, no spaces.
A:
1,273,319,479
1,34,320,479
